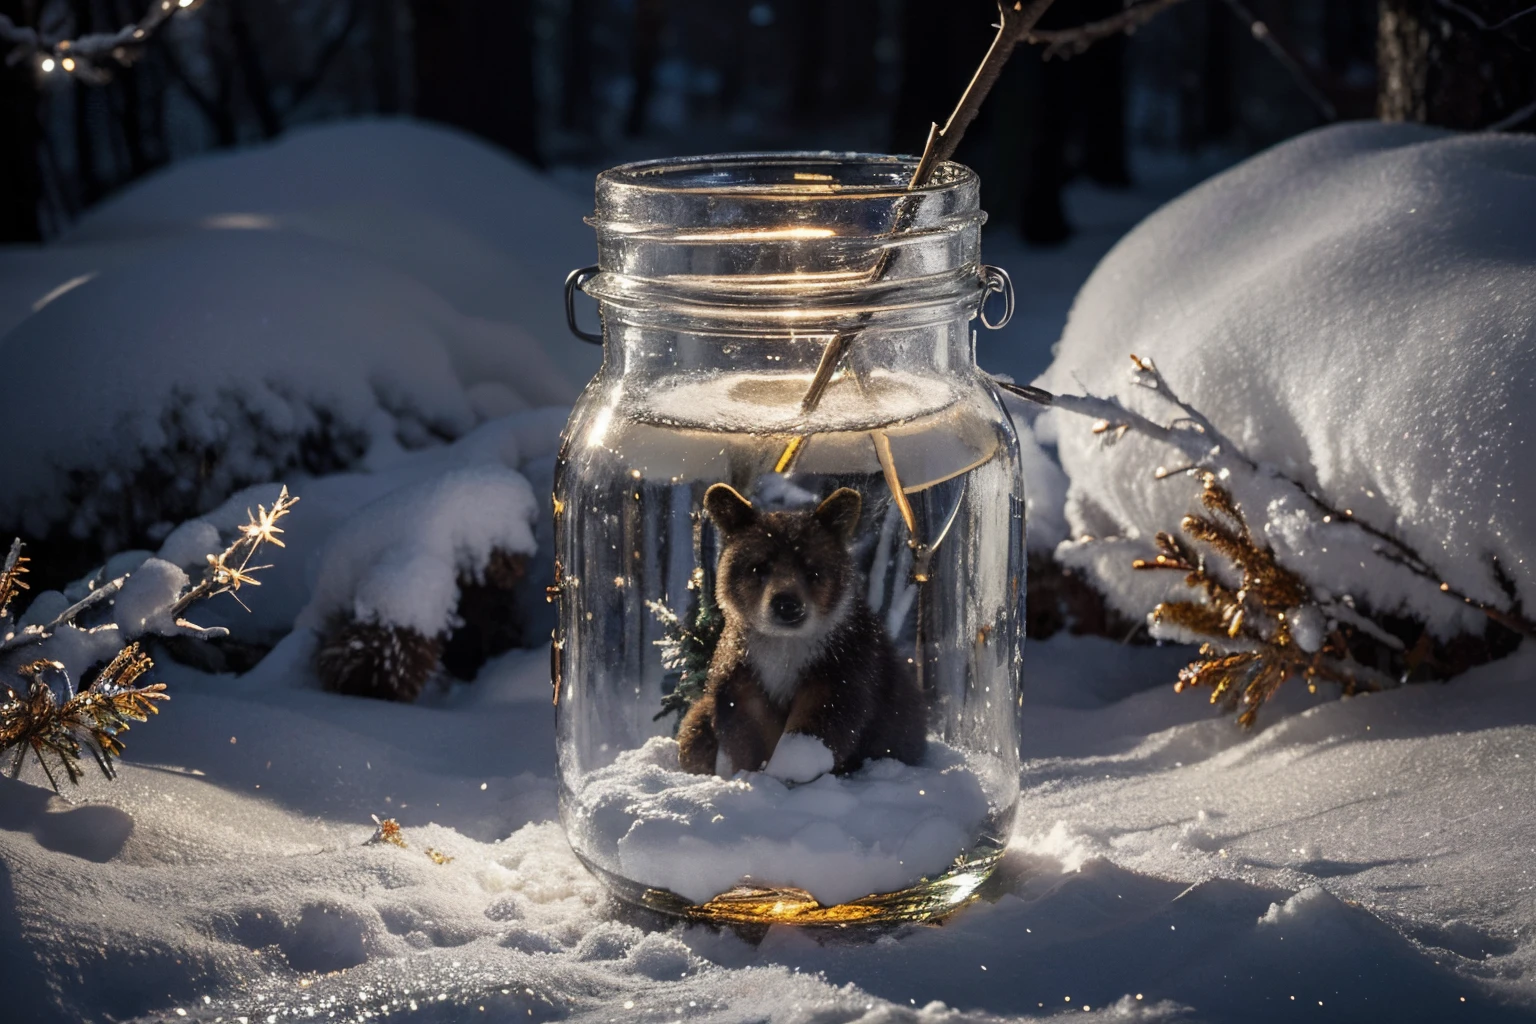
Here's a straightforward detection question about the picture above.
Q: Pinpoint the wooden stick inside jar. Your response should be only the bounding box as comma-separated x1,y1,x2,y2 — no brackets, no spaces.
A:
777,1,1057,506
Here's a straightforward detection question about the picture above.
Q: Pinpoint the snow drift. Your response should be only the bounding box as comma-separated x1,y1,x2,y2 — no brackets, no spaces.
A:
1038,123,1536,635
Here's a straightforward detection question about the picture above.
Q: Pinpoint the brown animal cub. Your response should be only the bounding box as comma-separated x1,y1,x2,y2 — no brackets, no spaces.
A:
676,483,926,782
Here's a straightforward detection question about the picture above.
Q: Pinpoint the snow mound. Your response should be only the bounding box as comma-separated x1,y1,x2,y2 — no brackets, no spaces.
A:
1038,123,1536,632
762,731,836,783
569,736,994,906
60,118,601,386
111,557,190,638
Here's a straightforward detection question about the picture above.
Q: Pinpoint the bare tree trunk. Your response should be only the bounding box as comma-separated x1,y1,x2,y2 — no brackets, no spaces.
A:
0,0,42,242
1378,0,1536,129
372,0,402,114
412,0,542,165
625,0,664,137
788,0,825,121
560,0,595,133
229,0,284,139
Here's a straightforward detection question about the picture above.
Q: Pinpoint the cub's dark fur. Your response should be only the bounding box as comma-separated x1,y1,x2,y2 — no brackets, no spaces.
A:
676,483,926,778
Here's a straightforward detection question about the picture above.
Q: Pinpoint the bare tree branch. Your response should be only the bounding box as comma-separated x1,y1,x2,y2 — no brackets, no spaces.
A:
1215,0,1336,120
1435,0,1536,32
1026,0,1191,59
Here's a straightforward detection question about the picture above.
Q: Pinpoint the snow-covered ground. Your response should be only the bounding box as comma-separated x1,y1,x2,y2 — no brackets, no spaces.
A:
2,120,1532,1023
3,637,1532,1022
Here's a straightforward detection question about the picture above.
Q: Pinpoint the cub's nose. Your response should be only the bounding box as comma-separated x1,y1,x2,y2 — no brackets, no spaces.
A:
769,593,806,626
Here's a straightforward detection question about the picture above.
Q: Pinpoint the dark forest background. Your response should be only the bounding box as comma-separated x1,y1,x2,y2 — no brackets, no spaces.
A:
2,0,1533,245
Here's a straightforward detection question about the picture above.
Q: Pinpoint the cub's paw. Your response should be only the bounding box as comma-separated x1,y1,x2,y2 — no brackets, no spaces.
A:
764,733,834,784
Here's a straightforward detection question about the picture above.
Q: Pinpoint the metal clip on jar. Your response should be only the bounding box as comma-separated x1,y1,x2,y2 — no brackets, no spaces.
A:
553,153,1024,926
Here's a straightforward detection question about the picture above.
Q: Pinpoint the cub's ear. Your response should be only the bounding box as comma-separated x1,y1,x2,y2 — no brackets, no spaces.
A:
703,483,756,534
815,487,862,543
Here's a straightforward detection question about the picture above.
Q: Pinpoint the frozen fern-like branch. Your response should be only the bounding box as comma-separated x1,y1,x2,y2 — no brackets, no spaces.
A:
2,643,168,791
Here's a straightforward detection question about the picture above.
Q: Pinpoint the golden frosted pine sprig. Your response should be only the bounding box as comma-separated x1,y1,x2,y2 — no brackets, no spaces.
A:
1136,473,1388,728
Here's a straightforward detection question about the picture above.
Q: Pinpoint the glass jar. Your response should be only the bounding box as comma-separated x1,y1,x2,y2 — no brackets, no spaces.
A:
552,153,1023,926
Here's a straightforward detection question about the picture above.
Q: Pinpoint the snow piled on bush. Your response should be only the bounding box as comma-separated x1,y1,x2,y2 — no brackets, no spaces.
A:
1037,123,1536,634
299,465,537,638
0,120,595,544
182,408,565,647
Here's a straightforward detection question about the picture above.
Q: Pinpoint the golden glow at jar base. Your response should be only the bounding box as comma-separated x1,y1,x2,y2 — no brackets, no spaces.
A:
553,153,1024,926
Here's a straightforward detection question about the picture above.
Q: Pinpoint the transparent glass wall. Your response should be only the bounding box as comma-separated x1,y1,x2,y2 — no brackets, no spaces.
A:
552,154,1024,925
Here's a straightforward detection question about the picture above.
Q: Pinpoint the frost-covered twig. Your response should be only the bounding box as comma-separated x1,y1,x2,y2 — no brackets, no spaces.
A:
169,486,298,617
0,577,128,656
1,0,206,81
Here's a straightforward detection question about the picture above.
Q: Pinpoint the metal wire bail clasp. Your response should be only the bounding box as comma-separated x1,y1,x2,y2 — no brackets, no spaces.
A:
978,264,1014,330
565,265,603,344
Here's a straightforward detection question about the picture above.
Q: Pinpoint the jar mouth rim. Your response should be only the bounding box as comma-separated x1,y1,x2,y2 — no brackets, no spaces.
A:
596,152,976,199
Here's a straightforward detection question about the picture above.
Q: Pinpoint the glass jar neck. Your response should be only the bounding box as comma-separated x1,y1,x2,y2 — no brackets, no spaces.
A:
581,153,987,370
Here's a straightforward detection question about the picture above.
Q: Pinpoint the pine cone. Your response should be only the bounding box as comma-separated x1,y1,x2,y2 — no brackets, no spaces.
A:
316,617,443,702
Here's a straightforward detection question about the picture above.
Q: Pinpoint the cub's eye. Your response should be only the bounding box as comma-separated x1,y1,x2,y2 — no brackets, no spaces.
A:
807,569,820,583
747,561,770,576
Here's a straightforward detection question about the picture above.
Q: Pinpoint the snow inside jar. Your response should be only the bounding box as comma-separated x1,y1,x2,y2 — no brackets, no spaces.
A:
552,153,1024,925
